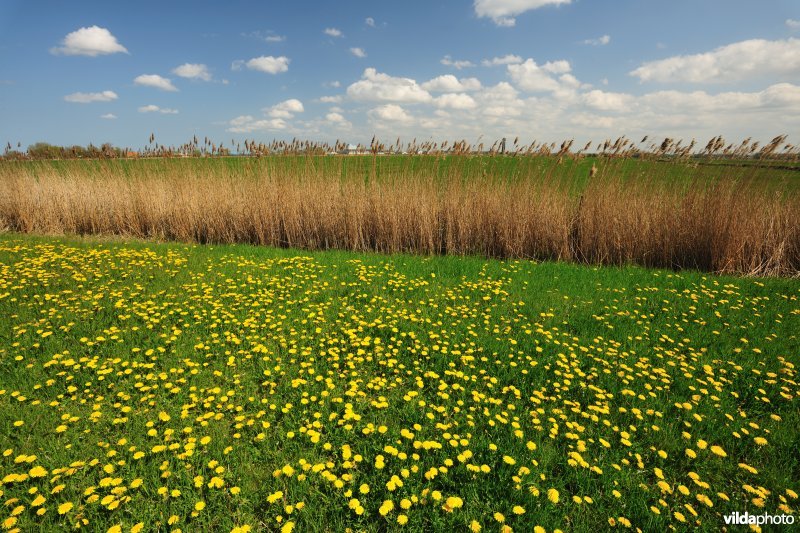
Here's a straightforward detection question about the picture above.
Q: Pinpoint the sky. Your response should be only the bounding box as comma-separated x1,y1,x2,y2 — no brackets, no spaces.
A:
1,0,799,151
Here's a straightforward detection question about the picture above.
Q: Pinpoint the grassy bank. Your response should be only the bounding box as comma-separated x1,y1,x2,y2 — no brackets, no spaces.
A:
0,234,798,531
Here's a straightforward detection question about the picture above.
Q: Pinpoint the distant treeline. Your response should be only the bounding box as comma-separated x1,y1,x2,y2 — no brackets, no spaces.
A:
3,142,132,160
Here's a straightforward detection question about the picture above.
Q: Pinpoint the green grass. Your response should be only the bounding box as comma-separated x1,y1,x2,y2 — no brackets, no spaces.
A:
0,233,798,532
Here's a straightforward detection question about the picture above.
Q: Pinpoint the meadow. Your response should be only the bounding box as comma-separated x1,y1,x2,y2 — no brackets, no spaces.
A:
1,145,798,277
0,233,797,532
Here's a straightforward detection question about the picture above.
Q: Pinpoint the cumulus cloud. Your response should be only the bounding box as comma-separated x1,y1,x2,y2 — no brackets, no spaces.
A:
787,19,800,30
51,25,128,56
172,63,212,81
636,84,800,114
508,59,573,92
324,28,343,37
481,54,523,67
421,75,482,92
225,99,304,133
476,82,525,117
434,93,478,109
474,0,572,27
368,104,414,124
227,115,286,133
630,38,800,83
365,17,376,27
265,99,304,118
138,104,178,114
347,68,432,103
350,47,367,58
582,34,611,46
440,55,476,69
542,60,571,74
134,74,178,92
319,95,343,103
232,56,290,74
100,113,117,119
581,89,633,112
64,90,118,103
325,112,352,128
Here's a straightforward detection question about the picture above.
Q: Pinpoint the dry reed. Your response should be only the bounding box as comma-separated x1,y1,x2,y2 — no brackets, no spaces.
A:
0,155,797,276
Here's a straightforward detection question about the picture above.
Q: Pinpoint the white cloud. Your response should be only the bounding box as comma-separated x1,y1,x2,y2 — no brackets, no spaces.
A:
64,90,118,103
233,56,290,74
476,82,525,117
226,115,287,133
366,17,376,27
324,28,343,37
761,82,800,107
582,34,611,46
508,59,566,92
350,47,367,58
787,19,800,30
543,60,571,74
434,93,478,109
225,99,303,132
51,25,128,56
474,0,572,27
138,105,178,114
635,84,800,114
582,90,634,112
243,31,286,43
134,74,178,92
100,113,117,119
440,55,476,69
347,68,432,103
172,63,212,81
418,111,453,132
630,38,800,83
368,104,413,124
265,99,304,118
319,95,343,103
421,75,482,92
481,54,523,67
325,112,351,128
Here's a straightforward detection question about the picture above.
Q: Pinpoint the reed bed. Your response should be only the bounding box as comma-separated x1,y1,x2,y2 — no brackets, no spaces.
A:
0,154,798,276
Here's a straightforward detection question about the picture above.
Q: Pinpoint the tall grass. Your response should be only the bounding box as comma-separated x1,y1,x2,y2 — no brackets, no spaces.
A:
0,154,798,276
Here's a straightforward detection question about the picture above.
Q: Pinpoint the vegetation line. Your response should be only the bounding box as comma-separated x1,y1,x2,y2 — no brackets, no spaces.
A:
1,149,798,277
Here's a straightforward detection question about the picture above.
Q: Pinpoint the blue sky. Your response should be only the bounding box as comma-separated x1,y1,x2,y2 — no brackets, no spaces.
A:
1,0,799,150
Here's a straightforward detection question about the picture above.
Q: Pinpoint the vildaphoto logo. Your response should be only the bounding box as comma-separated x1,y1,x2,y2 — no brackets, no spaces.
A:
723,512,795,526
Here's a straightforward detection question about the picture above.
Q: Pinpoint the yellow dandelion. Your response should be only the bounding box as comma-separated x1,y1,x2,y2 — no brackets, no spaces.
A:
710,445,727,457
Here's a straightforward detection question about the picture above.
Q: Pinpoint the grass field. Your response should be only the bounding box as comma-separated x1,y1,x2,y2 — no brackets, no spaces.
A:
1,154,798,276
0,233,797,532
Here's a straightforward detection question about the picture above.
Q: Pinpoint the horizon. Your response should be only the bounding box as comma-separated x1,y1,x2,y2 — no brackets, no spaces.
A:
1,0,799,150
